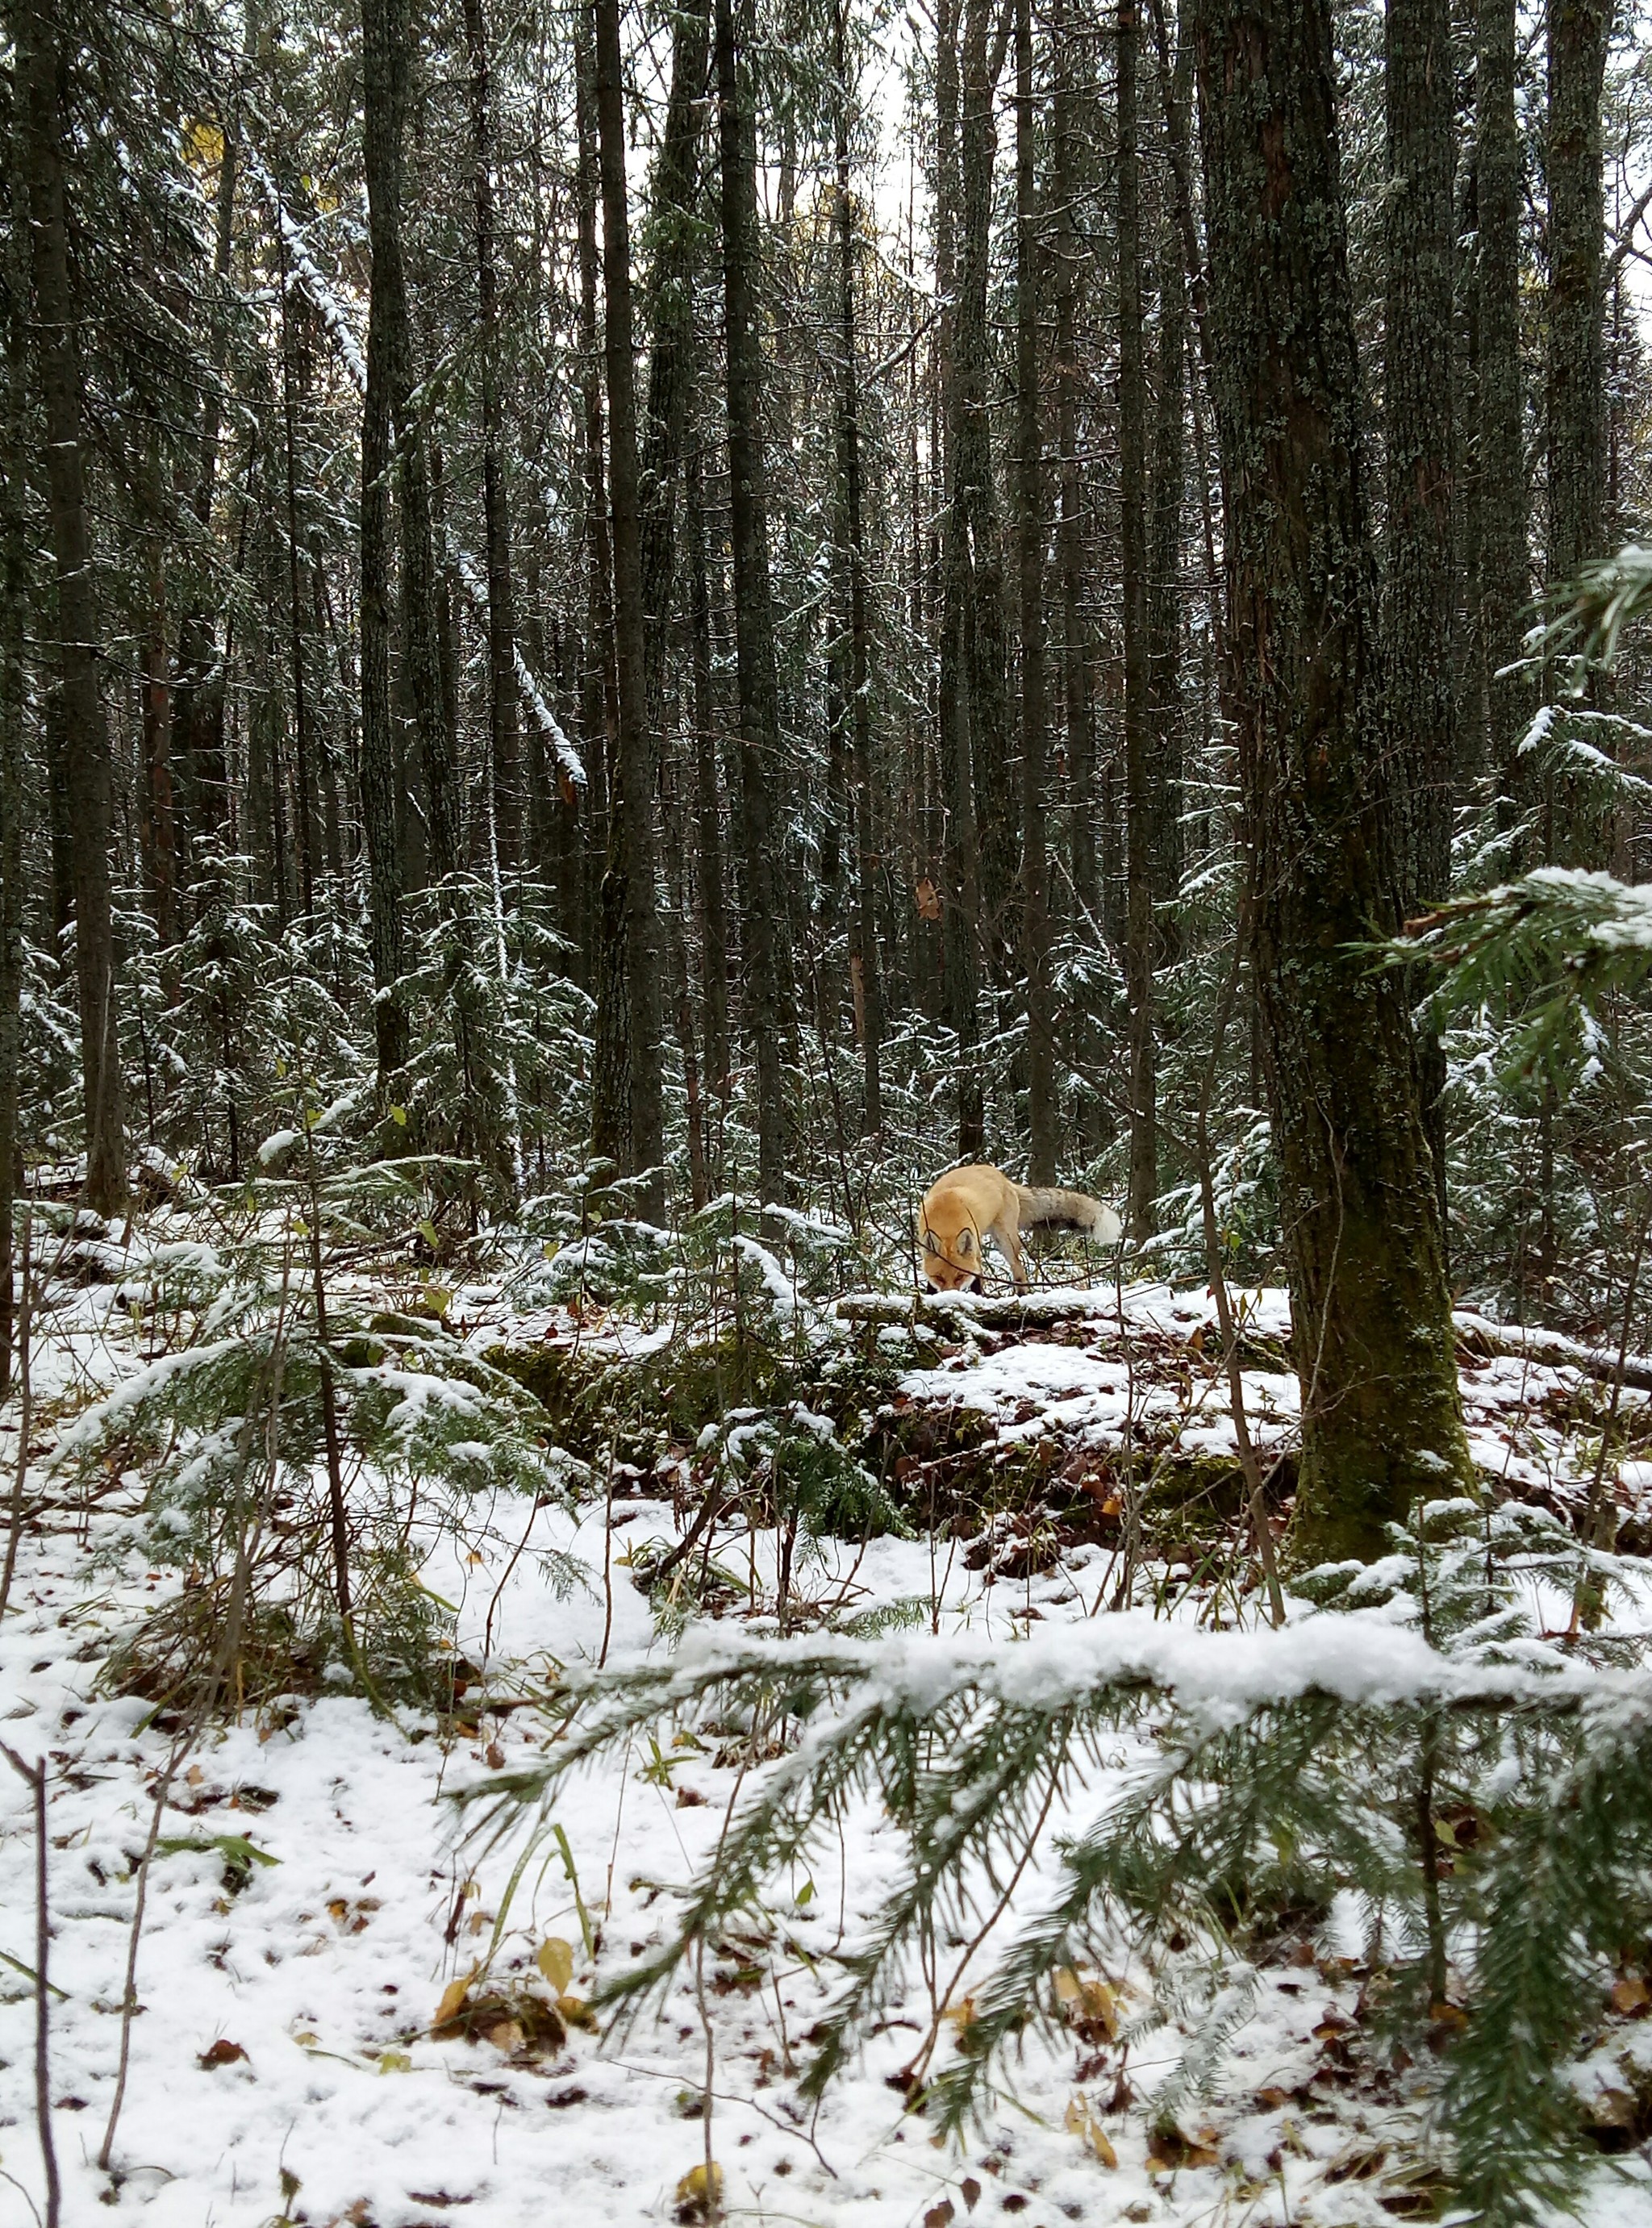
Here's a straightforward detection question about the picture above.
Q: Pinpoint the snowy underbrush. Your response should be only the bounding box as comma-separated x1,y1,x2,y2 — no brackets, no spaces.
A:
6,1225,1652,2227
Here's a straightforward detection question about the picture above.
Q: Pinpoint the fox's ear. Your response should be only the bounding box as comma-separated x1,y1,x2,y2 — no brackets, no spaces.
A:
957,1230,972,1256
921,1228,939,1255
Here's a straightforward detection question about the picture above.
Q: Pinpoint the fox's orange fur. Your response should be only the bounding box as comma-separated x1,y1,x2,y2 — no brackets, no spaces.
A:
916,1163,1123,1291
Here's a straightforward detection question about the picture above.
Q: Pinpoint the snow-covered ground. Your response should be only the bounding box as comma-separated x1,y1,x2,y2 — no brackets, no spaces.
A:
6,1258,1652,2227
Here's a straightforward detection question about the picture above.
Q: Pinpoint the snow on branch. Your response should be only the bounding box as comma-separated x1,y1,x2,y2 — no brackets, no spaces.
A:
448,545,586,791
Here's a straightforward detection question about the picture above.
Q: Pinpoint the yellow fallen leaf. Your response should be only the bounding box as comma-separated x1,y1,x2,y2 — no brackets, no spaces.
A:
557,1993,599,2032
432,1965,478,2030
1054,1967,1082,2004
941,1996,978,2031
378,2049,412,2074
1066,2096,1120,2167
537,1937,576,1994
675,2160,723,2214
1612,1973,1650,2014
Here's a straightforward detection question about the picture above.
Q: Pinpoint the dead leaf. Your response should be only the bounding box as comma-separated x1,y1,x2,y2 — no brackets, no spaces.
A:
1590,2087,1639,2130
940,1996,977,2033
674,2161,723,2222
960,2179,982,2213
556,1993,599,2032
198,2038,247,2068
485,1743,505,1771
924,2203,956,2228
433,1967,478,2032
537,1938,576,1994
1612,1974,1650,2015
916,877,942,922
1066,2096,1120,2166
378,2049,412,2074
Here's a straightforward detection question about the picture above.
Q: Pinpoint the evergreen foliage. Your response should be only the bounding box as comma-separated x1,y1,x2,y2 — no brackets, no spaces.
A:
478,1496,1647,2223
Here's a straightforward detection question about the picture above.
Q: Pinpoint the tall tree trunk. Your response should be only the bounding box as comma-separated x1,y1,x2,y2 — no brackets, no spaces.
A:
139,432,177,947
1544,0,1608,864
1477,0,1529,829
937,0,985,1155
276,228,318,917
1,111,24,1390
686,448,731,1107
1383,0,1456,1216
1148,223,1187,962
15,0,127,1216
638,0,711,729
361,0,411,1082
578,18,627,1154
834,0,884,1137
1053,0,1099,1149
715,0,790,1215
462,0,523,878
957,0,1016,993
173,110,239,907
593,0,665,1220
1015,0,1053,1183
1120,0,1156,1243
1191,0,1475,1560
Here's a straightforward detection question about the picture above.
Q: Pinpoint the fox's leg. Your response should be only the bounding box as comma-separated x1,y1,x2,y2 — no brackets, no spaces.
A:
997,1212,1028,1290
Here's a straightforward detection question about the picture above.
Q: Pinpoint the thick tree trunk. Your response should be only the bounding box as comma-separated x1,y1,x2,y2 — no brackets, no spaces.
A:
593,0,665,1220
1120,0,1156,1243
1383,0,1456,1219
1015,0,1053,1183
834,0,884,1138
715,0,789,1216
1477,0,1530,825
1544,0,1608,865
462,0,523,879
1191,0,1475,1560
1546,0,1608,595
361,0,411,1082
15,0,127,1216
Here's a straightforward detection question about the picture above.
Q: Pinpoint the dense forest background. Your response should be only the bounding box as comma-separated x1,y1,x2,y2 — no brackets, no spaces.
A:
2,0,1651,1362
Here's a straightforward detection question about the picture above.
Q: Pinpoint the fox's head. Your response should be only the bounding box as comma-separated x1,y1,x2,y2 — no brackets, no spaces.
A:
918,1211,985,1295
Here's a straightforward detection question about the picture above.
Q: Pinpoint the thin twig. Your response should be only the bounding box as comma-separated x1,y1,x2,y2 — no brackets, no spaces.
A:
0,1741,60,2228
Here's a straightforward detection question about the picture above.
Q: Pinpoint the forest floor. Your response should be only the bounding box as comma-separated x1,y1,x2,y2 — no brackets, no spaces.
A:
6,1224,1652,2228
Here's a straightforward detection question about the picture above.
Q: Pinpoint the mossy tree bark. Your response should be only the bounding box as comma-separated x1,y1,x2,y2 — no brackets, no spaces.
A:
1191,0,1475,1561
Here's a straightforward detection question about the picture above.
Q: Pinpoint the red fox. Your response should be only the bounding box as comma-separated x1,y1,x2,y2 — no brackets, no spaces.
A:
917,1163,1123,1293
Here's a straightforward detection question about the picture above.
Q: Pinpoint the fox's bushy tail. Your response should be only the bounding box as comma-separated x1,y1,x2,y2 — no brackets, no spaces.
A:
1014,1184,1124,1245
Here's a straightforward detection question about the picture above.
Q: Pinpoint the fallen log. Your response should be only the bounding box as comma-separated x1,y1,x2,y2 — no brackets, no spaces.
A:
1450,1311,1652,1396
834,1287,1121,1331
834,1290,1652,1397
